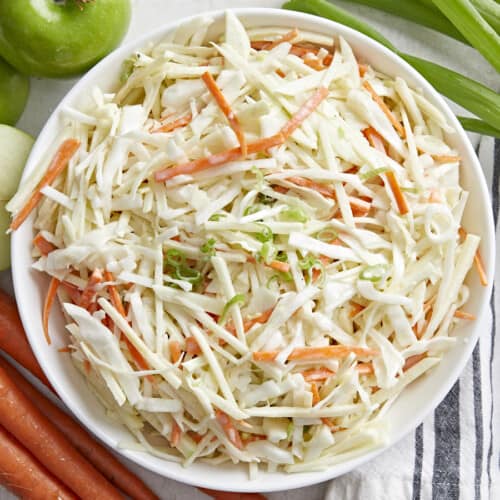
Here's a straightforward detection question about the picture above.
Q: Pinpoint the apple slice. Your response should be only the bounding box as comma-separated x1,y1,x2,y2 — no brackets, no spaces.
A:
0,200,11,271
0,124,34,201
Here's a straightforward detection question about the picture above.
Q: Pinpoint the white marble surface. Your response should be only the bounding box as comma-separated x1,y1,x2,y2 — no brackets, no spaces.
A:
1,0,498,498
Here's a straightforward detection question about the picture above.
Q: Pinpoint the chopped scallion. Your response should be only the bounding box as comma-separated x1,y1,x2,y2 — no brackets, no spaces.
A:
219,294,246,325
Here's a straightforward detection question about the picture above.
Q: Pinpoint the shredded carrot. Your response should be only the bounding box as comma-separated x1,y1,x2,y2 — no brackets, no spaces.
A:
10,139,80,231
459,228,488,286
201,72,247,156
362,81,405,138
358,64,368,77
169,340,182,363
303,58,325,71
302,368,334,382
267,260,291,273
357,362,375,375
33,233,56,256
288,176,335,198
154,133,284,182
272,184,289,194
350,301,365,318
226,307,274,336
321,418,341,431
454,309,476,320
253,345,379,362
185,337,202,356
348,196,372,216
78,269,103,310
241,434,267,445
60,281,81,304
83,359,92,375
275,68,286,78
431,154,461,164
151,113,192,134
215,410,243,450
263,28,299,50
170,421,182,447
188,431,204,444
403,353,427,372
42,277,60,345
280,87,329,138
310,382,321,405
58,346,73,353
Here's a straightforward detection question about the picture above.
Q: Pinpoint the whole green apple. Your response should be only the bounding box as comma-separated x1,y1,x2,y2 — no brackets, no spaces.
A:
0,0,131,78
0,57,29,125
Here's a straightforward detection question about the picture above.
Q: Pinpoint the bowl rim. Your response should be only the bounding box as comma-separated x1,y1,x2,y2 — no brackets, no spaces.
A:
11,6,495,492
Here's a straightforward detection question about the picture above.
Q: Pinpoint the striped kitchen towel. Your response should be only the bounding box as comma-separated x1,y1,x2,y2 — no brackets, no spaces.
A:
325,137,500,500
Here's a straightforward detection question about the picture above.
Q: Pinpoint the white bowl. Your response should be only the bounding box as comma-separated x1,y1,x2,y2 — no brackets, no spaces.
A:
11,8,495,493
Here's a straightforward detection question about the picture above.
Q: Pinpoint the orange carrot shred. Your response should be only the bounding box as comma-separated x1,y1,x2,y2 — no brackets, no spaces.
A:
303,58,325,71
302,368,335,382
170,421,182,447
431,154,461,164
321,418,341,431
42,277,60,345
280,86,329,138
263,28,299,50
253,345,379,362
151,113,192,134
267,260,291,273
188,431,204,444
60,281,81,304
83,359,91,375
350,302,365,318
403,353,427,372
201,72,247,156
454,310,476,320
78,269,103,310
185,337,202,356
154,133,284,182
215,410,243,450
58,347,73,353
357,362,375,375
10,139,80,231
310,382,321,405
362,81,405,138
358,64,368,77
169,340,182,363
33,233,57,256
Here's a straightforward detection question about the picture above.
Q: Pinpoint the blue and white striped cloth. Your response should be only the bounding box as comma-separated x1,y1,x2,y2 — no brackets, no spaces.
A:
324,138,500,500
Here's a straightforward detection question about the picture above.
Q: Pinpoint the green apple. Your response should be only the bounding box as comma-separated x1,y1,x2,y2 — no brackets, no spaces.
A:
0,125,34,201
0,57,29,125
0,0,131,78
0,201,11,271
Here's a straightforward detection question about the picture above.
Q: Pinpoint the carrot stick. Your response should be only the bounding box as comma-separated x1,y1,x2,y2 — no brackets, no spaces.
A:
454,309,476,320
170,421,182,447
362,81,405,138
0,358,158,500
0,364,122,499
403,353,427,372
0,290,51,387
350,301,365,318
226,307,274,336
263,28,299,50
78,268,103,309
310,382,321,405
60,281,81,304
215,410,243,450
42,277,60,345
288,176,335,198
267,260,291,273
33,233,57,256
280,86,329,138
253,345,378,362
151,113,192,133
202,72,247,156
170,340,182,363
431,154,461,164
199,488,266,500
0,425,77,500
186,336,202,356
10,139,80,231
358,64,368,77
357,362,375,375
154,133,284,182
320,418,342,432
303,58,325,71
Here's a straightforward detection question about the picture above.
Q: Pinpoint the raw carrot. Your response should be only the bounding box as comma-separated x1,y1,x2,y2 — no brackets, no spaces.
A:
280,86,329,138
288,176,335,198
301,368,335,382
263,28,299,50
10,139,80,231
33,233,56,256
357,362,375,375
459,227,488,286
202,72,247,156
320,418,341,431
403,353,427,372
151,113,192,133
303,58,325,71
0,425,76,500
253,345,378,362
242,308,274,332
78,268,103,309
154,133,284,182
358,64,368,77
454,309,476,320
267,260,291,273
350,301,365,318
362,81,405,138
0,358,158,500
170,421,182,447
199,488,266,500
60,281,81,304
215,410,243,450
0,290,51,387
310,382,321,405
348,195,372,216
186,336,202,356
431,154,461,164
42,277,60,345
0,364,122,499
170,340,182,363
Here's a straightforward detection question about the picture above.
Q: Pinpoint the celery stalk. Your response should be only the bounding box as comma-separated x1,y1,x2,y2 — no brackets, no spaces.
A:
431,0,500,72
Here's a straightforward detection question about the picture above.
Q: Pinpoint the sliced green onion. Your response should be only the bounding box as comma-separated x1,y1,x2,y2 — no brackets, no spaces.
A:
164,249,186,268
258,242,275,263
431,0,500,73
360,167,389,181
201,238,216,257
458,117,500,138
299,256,320,271
359,264,388,282
257,193,275,205
219,294,246,325
255,224,273,243
344,0,469,43
251,166,265,184
275,251,289,262
280,207,308,222
175,266,202,285
401,187,419,194
243,205,261,216
316,229,338,242
266,275,281,288
209,213,226,221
